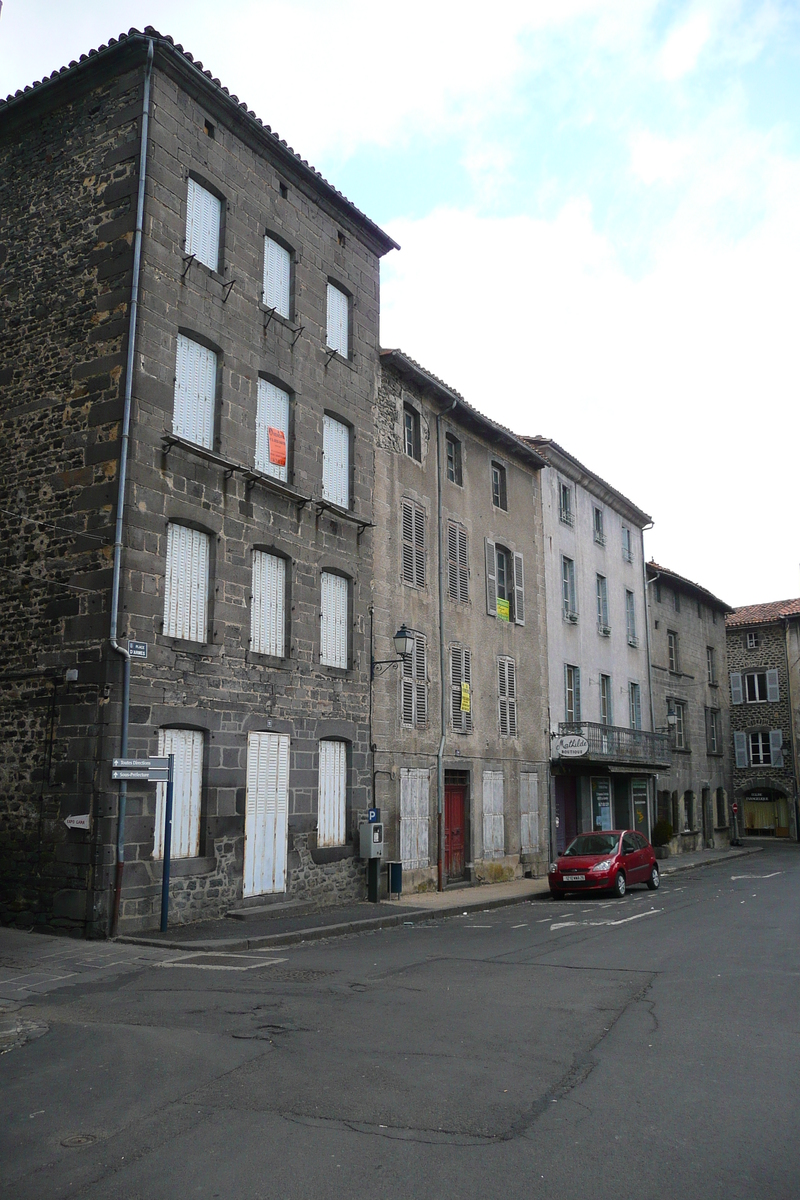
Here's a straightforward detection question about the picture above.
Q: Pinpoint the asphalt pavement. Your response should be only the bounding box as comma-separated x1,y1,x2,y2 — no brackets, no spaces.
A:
1,840,797,1200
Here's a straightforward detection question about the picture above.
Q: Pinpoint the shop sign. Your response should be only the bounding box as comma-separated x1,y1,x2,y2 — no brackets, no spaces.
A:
557,734,588,758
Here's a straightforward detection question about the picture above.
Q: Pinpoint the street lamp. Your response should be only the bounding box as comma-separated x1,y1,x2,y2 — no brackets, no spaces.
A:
372,624,414,678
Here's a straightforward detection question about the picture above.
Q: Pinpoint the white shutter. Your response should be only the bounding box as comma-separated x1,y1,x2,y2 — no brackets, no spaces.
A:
400,768,430,869
164,524,209,642
251,551,285,657
322,414,350,508
485,538,497,615
769,730,784,768
244,731,290,896
733,730,748,768
173,334,216,449
186,178,221,272
520,772,539,853
326,282,349,356
154,729,202,859
730,673,743,705
255,379,290,482
513,552,525,625
766,670,780,703
482,770,505,860
318,740,346,848
263,236,291,318
320,571,348,668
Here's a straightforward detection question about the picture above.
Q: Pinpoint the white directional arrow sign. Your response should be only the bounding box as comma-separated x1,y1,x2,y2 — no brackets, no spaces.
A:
64,814,91,831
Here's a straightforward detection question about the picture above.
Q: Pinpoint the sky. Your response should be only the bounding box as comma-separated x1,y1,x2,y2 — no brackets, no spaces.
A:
1,0,798,606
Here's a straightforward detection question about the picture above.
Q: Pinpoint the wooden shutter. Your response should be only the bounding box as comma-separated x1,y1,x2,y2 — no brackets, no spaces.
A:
401,646,415,727
154,728,202,859
573,666,581,722
244,731,290,896
485,538,497,615
320,572,348,668
451,645,471,733
506,658,517,737
463,648,472,732
513,552,525,624
766,670,780,702
458,526,469,603
402,502,415,585
730,673,743,705
447,522,459,600
255,379,290,481
498,658,508,736
251,551,285,657
322,414,350,508
173,334,216,449
263,236,291,318
482,770,505,859
733,730,748,768
769,730,784,767
520,772,539,853
414,636,427,729
318,740,346,848
400,768,430,869
326,282,349,356
414,504,426,588
186,178,221,272
164,524,208,642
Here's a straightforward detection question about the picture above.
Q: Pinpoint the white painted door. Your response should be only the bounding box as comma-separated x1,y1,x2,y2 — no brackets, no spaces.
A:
244,732,290,896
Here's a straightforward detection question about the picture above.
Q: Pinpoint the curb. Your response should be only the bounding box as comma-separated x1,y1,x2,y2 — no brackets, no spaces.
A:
660,845,762,877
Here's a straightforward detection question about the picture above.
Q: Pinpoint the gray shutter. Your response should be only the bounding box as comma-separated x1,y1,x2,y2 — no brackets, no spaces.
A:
513,552,525,625
574,666,581,722
498,658,508,736
458,526,469,603
506,659,517,737
733,730,748,768
402,501,414,585
414,505,426,588
463,648,472,732
730,673,743,705
414,637,427,729
769,730,784,767
485,538,497,616
447,522,458,600
766,670,780,702
451,645,463,732
401,648,414,727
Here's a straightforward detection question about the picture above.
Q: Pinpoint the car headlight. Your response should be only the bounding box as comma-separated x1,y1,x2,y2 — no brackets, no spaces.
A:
549,862,558,874
591,859,613,873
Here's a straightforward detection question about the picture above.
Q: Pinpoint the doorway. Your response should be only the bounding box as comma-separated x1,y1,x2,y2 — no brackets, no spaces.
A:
555,775,578,854
445,770,469,880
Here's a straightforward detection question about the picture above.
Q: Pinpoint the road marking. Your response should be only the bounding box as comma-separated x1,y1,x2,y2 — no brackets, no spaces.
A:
511,924,528,929
154,955,287,971
551,909,662,931
467,925,493,929
731,872,782,880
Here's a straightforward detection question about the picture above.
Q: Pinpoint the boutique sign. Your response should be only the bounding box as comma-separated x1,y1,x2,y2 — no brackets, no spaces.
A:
556,734,589,758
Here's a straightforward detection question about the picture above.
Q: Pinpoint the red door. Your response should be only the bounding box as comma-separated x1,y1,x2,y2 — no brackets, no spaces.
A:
445,785,466,879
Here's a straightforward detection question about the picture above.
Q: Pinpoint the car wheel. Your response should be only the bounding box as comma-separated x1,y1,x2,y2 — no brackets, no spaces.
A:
646,865,660,891
612,871,626,898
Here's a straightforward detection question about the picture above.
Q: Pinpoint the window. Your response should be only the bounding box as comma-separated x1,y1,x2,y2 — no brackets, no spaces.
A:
401,499,426,588
735,730,783,768
559,482,574,526
683,792,694,831
629,682,642,730
154,728,202,859
401,633,427,728
626,590,637,646
491,461,507,510
326,282,349,357
164,524,209,642
251,551,286,657
320,572,348,668
697,599,703,618
565,664,581,723
450,644,473,733
485,539,524,624
733,670,780,704
706,708,720,754
706,646,716,685
562,556,577,621
400,768,430,868
263,235,291,318
185,177,222,271
621,525,633,563
600,674,613,726
173,334,216,449
746,631,759,649
317,740,346,848
596,574,610,632
255,378,289,482
404,404,421,461
673,701,687,749
446,433,462,485
674,590,681,613
322,414,350,508
447,521,469,603
593,506,605,545
482,770,505,859
497,657,517,737
668,630,679,673
749,731,771,765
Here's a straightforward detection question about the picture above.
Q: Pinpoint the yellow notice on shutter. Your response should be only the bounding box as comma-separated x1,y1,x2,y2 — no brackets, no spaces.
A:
461,683,471,713
496,598,510,622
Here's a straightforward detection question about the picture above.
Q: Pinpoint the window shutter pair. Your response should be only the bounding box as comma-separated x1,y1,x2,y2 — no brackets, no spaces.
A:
255,379,290,482
484,538,524,624
322,415,350,508
498,657,517,737
320,572,348,668
317,740,346,848
450,644,473,733
251,552,285,657
186,178,221,272
401,500,426,588
400,768,430,869
154,728,203,859
174,334,216,450
520,772,539,853
164,524,209,642
447,522,469,603
482,770,505,859
263,236,291,318
401,635,427,728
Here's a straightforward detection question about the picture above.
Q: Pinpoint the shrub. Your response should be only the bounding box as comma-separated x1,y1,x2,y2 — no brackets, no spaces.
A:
651,819,674,847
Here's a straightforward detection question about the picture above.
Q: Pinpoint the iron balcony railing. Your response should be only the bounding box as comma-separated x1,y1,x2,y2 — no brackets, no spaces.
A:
558,721,671,767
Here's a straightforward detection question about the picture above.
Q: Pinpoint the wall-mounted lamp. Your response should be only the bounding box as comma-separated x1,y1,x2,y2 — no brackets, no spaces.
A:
372,624,413,678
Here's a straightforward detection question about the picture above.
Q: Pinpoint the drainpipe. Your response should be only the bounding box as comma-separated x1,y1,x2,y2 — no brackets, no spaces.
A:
640,524,656,837
110,38,154,936
435,398,458,891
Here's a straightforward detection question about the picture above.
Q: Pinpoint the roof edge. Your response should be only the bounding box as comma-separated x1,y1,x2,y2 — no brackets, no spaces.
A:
525,436,652,526
646,562,733,613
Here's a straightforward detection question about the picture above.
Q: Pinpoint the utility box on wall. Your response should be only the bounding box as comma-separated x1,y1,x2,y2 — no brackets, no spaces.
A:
359,822,384,859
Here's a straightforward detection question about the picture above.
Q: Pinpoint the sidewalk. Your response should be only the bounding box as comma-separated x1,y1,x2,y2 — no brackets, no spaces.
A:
115,843,763,953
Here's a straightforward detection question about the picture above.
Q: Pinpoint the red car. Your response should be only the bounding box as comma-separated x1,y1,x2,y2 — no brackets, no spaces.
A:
549,829,660,898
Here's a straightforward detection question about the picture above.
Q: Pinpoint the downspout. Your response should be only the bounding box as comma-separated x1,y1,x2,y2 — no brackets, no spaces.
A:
640,525,656,838
110,37,154,936
436,398,458,891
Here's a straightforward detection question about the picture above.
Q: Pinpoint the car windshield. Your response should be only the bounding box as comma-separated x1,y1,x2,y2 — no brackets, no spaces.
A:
563,834,620,857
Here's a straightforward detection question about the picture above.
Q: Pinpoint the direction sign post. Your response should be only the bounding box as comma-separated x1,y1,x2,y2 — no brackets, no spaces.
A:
160,753,175,933
111,756,176,931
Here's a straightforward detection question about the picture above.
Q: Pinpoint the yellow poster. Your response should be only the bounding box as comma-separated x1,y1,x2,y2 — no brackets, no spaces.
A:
496,598,510,622
461,683,471,713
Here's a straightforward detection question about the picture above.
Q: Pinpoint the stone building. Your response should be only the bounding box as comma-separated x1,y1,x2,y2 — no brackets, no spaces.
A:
726,599,800,841
646,563,733,853
0,29,396,934
372,351,551,890
523,439,669,853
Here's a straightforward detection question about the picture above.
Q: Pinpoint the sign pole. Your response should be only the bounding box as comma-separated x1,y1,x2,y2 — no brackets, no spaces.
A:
160,753,175,933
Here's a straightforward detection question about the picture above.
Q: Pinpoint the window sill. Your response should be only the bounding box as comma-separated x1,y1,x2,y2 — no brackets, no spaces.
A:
246,651,291,670
307,834,355,865
320,665,353,679
324,347,356,372
151,855,216,878
674,747,692,755
708,681,719,688
492,504,509,514
156,634,223,657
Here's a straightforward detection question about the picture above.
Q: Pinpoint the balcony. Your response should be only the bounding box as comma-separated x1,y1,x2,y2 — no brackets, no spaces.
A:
557,721,671,769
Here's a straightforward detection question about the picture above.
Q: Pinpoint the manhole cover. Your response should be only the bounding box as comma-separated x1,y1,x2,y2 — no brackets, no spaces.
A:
61,1134,98,1148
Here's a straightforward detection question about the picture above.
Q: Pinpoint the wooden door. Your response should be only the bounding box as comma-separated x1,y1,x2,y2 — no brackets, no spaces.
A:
244,732,290,897
445,785,466,879
776,796,790,838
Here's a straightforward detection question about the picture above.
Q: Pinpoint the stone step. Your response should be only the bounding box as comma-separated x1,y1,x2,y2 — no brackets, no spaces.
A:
226,900,317,921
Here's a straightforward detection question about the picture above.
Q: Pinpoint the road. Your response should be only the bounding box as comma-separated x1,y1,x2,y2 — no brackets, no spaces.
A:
1,842,798,1200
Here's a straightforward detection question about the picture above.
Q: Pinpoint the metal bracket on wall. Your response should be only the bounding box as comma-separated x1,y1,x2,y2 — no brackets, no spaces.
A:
221,279,237,303
323,346,337,365
180,253,195,281
263,305,278,334
290,324,305,350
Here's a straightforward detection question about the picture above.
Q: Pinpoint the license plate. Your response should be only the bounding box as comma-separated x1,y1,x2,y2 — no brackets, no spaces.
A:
563,874,585,882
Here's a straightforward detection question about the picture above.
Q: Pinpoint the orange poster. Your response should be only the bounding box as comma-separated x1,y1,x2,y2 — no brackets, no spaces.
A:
268,426,286,466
